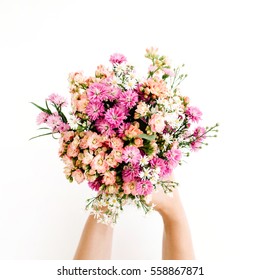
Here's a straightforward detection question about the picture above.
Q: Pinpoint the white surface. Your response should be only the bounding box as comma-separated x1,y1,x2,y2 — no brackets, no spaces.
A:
0,0,259,260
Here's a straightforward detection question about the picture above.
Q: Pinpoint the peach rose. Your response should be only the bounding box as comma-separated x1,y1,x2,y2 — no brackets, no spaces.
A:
72,169,84,184
102,171,116,186
149,114,165,133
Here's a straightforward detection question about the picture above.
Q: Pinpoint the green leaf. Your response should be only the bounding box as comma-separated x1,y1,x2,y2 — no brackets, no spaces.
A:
30,102,50,114
29,132,57,140
138,133,156,141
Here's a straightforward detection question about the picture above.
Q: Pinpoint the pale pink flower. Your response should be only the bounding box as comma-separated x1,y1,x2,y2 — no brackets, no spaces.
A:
36,112,49,125
162,68,174,77
122,181,137,195
109,137,124,149
109,53,127,64
86,132,103,150
186,106,202,122
62,155,74,169
62,131,75,142
105,106,126,128
148,65,157,73
111,149,123,163
90,152,109,174
82,150,94,165
46,114,62,130
57,122,70,132
69,71,85,84
122,146,141,164
149,114,165,133
102,171,116,186
105,152,119,168
85,169,98,182
46,93,68,107
136,180,153,196
135,102,149,117
67,142,80,157
72,169,84,184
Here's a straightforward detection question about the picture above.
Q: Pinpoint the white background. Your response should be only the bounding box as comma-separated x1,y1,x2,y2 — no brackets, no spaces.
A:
0,0,259,261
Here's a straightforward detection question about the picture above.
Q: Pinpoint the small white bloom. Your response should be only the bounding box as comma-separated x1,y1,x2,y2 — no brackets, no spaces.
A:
140,156,149,166
139,167,151,179
68,116,79,130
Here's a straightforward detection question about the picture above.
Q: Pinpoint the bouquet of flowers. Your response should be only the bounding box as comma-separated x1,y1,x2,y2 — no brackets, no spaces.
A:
31,48,218,224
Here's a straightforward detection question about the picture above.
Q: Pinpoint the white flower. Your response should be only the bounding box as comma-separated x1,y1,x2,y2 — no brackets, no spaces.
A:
68,116,79,130
140,156,149,166
162,133,173,145
139,167,151,179
124,78,137,89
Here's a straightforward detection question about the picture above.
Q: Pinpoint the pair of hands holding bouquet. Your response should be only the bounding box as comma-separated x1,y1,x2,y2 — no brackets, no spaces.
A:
31,47,218,226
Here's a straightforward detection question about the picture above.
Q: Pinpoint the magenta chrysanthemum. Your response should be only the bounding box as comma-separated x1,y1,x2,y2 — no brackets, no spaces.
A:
88,178,101,191
95,118,115,136
105,106,126,128
122,164,140,182
150,157,167,176
118,90,138,108
87,83,108,102
86,102,105,121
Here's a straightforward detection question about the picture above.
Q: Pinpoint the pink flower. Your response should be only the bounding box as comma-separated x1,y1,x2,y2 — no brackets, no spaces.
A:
122,146,141,164
87,83,108,102
72,169,84,184
85,102,105,121
193,126,206,140
109,53,127,64
57,122,70,132
95,118,115,137
105,106,126,128
85,169,97,182
67,142,80,157
46,93,68,107
62,131,75,142
136,180,153,196
88,178,101,191
109,137,124,149
186,106,202,122
102,171,116,186
122,181,137,195
117,122,131,138
118,90,138,108
165,148,182,169
82,150,94,165
86,132,104,150
150,157,167,176
46,114,62,131
122,164,140,182
90,152,109,174
162,68,174,77
36,112,49,125
149,114,165,133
